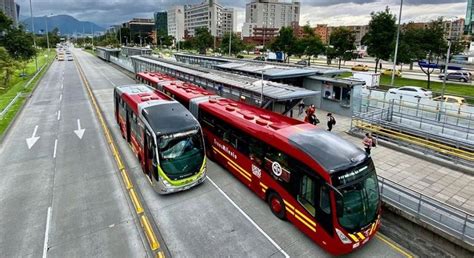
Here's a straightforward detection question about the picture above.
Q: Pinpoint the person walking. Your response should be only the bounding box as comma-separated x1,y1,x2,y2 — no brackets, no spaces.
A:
298,100,305,116
362,133,373,154
327,113,336,131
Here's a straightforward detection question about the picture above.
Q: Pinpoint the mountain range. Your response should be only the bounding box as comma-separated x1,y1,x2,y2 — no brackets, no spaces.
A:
21,15,105,35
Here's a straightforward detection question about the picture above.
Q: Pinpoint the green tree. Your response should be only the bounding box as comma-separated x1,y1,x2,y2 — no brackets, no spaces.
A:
329,27,356,69
0,11,13,34
194,27,213,54
295,25,325,66
220,32,244,56
270,26,296,62
0,47,20,88
415,18,447,88
362,7,397,73
1,25,36,61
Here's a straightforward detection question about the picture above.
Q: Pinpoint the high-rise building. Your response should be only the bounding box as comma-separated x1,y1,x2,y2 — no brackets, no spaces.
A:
184,0,234,38
123,18,155,44
242,0,300,38
0,0,18,25
167,6,185,41
465,0,474,34
444,18,464,41
154,11,168,38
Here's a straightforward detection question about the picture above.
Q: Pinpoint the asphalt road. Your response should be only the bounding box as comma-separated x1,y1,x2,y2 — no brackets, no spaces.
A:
74,48,413,257
0,58,147,256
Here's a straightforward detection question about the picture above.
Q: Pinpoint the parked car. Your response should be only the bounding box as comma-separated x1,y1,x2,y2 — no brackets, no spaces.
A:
381,69,402,77
67,55,73,61
433,95,466,105
438,72,472,82
351,64,369,71
253,56,265,61
296,59,308,66
388,86,433,99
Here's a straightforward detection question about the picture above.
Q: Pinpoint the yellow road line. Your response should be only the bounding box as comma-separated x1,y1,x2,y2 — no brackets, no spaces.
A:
141,214,160,251
375,233,414,258
74,57,165,257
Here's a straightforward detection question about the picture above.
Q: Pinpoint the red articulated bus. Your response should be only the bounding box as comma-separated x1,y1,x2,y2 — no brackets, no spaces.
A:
114,84,207,194
143,73,381,255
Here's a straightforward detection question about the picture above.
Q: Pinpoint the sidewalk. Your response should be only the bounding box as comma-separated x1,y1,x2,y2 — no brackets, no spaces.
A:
296,108,474,214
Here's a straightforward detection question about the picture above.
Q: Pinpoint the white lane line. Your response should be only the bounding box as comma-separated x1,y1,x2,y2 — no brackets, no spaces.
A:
53,139,58,158
60,83,63,89
42,206,52,258
57,110,61,121
207,176,289,258
59,94,62,102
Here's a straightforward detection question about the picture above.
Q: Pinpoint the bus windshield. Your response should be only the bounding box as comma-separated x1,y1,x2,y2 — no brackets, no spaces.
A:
333,160,380,232
158,130,204,180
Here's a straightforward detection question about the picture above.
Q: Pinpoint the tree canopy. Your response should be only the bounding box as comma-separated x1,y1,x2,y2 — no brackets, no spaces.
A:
193,27,214,54
270,26,296,62
294,25,325,65
220,32,244,56
329,27,356,69
362,7,397,73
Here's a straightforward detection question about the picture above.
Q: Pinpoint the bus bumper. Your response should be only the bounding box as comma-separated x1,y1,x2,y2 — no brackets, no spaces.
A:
153,170,207,194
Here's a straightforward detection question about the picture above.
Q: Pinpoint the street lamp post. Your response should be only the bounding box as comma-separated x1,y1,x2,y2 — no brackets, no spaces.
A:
228,32,232,56
29,0,38,71
45,14,51,55
438,39,452,121
391,0,403,86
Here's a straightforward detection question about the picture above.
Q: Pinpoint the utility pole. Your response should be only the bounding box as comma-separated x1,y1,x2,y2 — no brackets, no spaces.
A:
29,0,38,71
91,23,94,47
119,27,122,46
228,32,232,56
391,0,403,86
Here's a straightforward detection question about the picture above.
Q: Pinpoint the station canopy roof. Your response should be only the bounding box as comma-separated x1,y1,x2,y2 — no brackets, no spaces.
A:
132,56,319,101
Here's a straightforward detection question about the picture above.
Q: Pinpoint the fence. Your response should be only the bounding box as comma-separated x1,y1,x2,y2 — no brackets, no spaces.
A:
110,56,134,73
356,90,474,142
379,176,474,249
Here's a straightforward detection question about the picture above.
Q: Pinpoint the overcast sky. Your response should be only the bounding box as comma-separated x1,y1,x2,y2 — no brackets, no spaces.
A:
18,0,468,29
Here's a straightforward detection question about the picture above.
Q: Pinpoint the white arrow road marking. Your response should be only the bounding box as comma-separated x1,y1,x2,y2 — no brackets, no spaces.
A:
26,125,40,149
57,110,61,121
74,119,85,139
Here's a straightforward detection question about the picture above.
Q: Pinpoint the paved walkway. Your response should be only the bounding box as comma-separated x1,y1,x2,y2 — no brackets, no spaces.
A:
295,108,474,214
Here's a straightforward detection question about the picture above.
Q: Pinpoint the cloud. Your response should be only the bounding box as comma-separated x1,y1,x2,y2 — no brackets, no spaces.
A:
16,0,467,29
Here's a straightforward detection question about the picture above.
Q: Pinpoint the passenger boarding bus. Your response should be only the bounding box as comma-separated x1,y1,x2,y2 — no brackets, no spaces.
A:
114,84,206,194
143,74,381,255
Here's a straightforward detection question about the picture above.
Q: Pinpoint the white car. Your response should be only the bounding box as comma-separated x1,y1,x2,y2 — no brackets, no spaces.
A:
388,86,433,99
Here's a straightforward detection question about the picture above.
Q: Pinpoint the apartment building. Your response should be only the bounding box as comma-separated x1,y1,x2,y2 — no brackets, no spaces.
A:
184,0,234,38
242,0,300,38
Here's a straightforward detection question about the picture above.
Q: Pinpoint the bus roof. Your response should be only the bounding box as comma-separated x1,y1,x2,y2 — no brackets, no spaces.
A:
161,80,216,101
201,98,366,174
201,98,303,132
116,84,172,114
137,72,175,85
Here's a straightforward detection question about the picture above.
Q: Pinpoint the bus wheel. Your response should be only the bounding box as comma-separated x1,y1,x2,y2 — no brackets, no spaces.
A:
268,192,286,220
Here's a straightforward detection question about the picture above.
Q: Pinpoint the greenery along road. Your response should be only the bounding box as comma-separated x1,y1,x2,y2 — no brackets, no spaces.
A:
0,50,53,135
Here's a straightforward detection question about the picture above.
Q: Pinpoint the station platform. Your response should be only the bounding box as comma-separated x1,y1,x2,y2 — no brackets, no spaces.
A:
296,108,474,215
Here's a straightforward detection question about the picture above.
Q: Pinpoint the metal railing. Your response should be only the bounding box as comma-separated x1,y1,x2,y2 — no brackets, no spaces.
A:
351,113,474,167
378,176,474,248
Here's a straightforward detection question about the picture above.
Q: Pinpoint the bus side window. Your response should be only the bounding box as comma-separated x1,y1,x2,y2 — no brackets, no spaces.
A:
248,138,264,166
320,185,331,214
298,175,316,217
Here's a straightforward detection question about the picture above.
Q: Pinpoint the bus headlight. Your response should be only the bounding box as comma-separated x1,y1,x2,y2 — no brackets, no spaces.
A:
336,228,352,244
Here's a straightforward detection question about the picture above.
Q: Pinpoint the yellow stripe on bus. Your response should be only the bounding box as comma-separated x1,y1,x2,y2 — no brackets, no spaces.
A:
283,200,295,210
212,146,251,178
228,162,252,182
295,214,316,232
357,232,366,240
295,209,316,227
285,207,295,215
259,182,268,189
348,233,359,242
